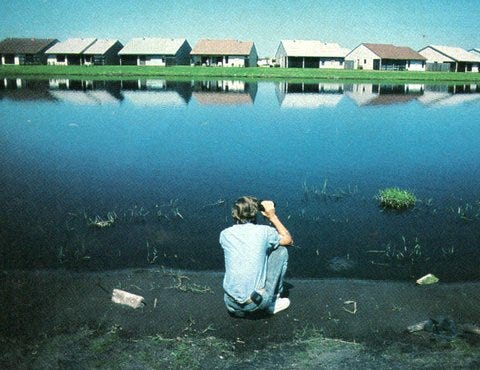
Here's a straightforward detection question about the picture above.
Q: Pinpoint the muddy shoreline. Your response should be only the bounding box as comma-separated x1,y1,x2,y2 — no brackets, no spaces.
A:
1,268,479,368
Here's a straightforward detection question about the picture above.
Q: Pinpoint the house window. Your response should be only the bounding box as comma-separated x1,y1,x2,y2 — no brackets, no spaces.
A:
340,61,343,66
57,55,65,62
364,59,367,64
4,54,15,64
408,61,411,68
225,56,229,64
321,60,325,66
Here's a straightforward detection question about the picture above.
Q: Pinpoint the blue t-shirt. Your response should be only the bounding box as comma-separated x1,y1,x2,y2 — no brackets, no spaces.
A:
220,223,280,303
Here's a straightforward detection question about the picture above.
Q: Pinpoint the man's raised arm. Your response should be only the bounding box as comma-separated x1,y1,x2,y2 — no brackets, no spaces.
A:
260,200,293,246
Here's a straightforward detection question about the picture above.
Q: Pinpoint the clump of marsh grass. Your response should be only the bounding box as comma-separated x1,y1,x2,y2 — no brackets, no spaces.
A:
378,187,416,210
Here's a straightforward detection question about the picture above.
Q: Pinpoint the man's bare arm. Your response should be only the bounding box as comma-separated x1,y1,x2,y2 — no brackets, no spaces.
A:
260,200,293,246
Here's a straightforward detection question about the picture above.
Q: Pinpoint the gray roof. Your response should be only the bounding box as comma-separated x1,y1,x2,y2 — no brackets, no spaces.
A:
0,38,58,54
421,45,480,62
45,38,97,54
278,40,350,57
119,38,188,55
83,39,122,55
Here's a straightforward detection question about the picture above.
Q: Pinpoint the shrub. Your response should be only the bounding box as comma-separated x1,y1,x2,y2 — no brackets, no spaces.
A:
378,187,416,210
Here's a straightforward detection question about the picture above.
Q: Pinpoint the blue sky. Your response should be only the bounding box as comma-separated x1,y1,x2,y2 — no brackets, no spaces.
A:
3,0,479,57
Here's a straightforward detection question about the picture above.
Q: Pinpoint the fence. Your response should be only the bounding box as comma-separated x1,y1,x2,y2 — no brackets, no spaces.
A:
426,63,450,72
344,60,354,70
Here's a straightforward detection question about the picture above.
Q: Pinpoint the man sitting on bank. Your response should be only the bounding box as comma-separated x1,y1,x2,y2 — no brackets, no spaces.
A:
220,196,293,317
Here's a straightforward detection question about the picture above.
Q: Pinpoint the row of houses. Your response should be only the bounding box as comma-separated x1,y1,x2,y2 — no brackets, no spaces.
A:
3,78,478,107
1,37,479,73
0,37,258,68
275,40,480,73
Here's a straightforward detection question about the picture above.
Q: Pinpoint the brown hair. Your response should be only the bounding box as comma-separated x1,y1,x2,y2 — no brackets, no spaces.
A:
232,196,259,224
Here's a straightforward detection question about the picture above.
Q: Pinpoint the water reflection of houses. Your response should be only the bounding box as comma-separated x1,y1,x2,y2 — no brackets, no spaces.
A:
48,79,123,105
418,84,480,107
192,80,257,105
344,83,424,106
120,80,192,106
275,82,344,108
0,78,56,101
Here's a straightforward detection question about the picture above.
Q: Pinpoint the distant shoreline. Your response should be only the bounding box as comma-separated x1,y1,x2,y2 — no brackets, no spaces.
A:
1,65,480,83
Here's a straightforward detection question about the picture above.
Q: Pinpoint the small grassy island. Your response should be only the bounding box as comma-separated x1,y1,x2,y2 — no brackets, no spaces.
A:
1,65,480,83
378,187,417,210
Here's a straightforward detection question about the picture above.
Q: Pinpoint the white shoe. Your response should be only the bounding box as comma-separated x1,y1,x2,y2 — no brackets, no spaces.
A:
273,297,290,314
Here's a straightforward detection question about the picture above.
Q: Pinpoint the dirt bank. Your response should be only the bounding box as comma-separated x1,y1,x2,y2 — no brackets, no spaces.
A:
1,268,479,368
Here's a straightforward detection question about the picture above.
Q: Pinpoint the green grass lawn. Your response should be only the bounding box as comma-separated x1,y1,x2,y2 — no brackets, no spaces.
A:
1,65,480,83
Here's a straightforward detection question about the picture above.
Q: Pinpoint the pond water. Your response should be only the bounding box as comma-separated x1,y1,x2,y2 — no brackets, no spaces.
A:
1,78,480,282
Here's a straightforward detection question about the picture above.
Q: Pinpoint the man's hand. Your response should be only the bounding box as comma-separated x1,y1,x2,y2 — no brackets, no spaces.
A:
260,200,293,246
260,200,276,219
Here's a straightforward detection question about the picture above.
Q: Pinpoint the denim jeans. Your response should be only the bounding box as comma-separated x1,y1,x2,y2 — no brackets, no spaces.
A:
224,246,289,316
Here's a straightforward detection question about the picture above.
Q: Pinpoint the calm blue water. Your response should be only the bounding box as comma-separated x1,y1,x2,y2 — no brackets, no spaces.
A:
1,78,480,281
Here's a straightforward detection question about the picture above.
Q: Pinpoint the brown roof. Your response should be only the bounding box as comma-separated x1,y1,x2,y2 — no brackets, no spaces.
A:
0,38,59,54
363,43,426,60
193,92,254,105
191,39,254,55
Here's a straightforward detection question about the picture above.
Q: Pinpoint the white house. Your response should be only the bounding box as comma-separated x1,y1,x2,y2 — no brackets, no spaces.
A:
118,79,192,106
0,38,59,65
345,43,426,71
121,80,188,107
419,84,480,107
191,80,257,104
118,38,191,66
190,39,258,67
419,45,480,72
470,48,480,58
344,83,424,106
45,38,97,65
275,40,349,69
82,39,123,65
48,79,121,105
276,82,344,108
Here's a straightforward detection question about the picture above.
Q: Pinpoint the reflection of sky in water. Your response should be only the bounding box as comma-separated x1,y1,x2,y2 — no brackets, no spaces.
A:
1,80,480,281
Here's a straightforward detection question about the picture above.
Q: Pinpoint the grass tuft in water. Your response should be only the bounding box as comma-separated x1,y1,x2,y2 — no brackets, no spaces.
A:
378,188,416,210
